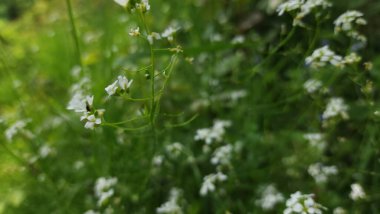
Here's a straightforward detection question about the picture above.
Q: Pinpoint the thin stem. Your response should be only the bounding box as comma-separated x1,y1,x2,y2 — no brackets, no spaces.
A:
65,0,82,67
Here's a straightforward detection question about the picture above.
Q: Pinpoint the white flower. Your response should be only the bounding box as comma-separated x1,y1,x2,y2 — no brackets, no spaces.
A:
105,80,118,96
129,27,140,37
256,185,284,210
113,0,129,7
231,35,245,44
305,46,344,68
308,162,338,184
39,145,52,158
277,0,331,26
136,0,150,12
284,191,325,214
105,75,133,96
162,26,179,42
333,207,347,214
153,155,164,166
5,119,32,141
322,97,349,120
200,172,227,196
334,11,367,42
304,133,326,150
81,113,102,130
147,32,161,45
166,142,183,158
349,183,366,201
156,188,183,214
303,79,322,94
343,52,361,64
117,75,133,91
195,120,231,144
94,177,118,207
211,144,233,165
67,94,93,113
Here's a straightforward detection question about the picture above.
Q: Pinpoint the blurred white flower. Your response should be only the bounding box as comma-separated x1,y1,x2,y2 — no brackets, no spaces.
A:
129,27,140,37
113,0,129,7
195,120,231,144
162,26,179,42
349,183,366,201
303,79,322,94
157,188,183,214
256,185,284,210
308,163,338,184
305,46,344,68
166,142,183,158
211,144,233,166
5,119,33,141
94,177,118,207
80,113,102,130
67,94,93,113
284,191,325,214
322,97,349,120
105,75,133,96
333,207,347,214
334,11,367,42
147,32,162,45
200,172,227,196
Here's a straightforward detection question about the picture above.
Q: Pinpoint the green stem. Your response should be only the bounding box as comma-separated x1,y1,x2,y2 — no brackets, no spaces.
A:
65,0,82,67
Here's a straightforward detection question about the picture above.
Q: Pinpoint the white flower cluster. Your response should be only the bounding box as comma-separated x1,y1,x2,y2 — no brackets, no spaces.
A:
165,142,183,158
256,185,284,210
308,162,338,184
303,79,322,94
105,75,133,96
322,97,349,120
200,172,227,196
349,183,366,201
5,119,33,141
305,46,344,68
68,94,103,130
161,26,180,42
156,188,183,214
277,0,332,26
334,10,367,42
94,177,118,207
211,144,233,166
304,133,326,150
284,191,325,214
305,46,362,69
113,0,150,12
194,120,231,144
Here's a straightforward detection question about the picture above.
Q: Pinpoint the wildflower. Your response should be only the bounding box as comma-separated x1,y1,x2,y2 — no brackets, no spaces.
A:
147,32,161,45
333,207,347,214
113,0,129,7
166,142,183,158
308,163,338,184
303,79,322,94
200,172,227,196
334,11,367,42
195,120,231,144
156,188,183,214
211,144,233,166
5,119,33,141
129,27,140,37
153,155,164,166
39,145,52,158
322,97,349,120
305,46,344,68
231,35,245,44
136,0,150,12
84,210,100,214
162,26,179,42
304,133,326,150
343,52,361,65
67,94,94,113
256,185,284,210
349,183,366,201
80,113,102,130
105,75,133,96
284,191,325,214
94,177,118,207
277,0,331,26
